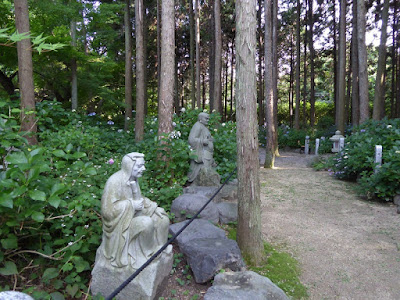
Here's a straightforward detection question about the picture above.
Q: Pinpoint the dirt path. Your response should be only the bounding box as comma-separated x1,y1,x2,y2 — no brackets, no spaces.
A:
259,150,400,300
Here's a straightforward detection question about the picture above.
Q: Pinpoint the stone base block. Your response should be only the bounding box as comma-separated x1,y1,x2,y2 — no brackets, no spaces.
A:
91,245,173,300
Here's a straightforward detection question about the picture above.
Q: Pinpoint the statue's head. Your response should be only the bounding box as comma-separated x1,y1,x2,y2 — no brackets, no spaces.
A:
198,112,210,126
121,152,146,179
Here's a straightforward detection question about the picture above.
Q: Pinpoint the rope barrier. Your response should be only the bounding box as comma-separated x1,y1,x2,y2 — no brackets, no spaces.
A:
105,167,237,300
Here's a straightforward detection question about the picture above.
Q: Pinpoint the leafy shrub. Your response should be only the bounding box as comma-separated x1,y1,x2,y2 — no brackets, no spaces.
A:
328,118,400,201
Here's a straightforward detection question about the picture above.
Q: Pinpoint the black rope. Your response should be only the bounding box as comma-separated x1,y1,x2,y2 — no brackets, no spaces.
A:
105,167,237,300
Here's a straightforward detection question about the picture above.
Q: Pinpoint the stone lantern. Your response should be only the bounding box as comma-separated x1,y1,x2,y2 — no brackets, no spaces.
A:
329,130,344,153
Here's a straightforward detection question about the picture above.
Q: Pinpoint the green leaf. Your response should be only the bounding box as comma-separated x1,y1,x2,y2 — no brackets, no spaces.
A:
51,183,66,196
29,148,43,158
9,30,30,42
85,167,97,176
66,144,73,153
0,261,18,275
71,152,86,159
29,190,46,201
1,236,17,249
0,179,15,189
66,284,79,297
0,194,13,209
53,149,66,158
48,196,61,208
50,292,65,300
31,212,45,222
42,267,59,283
6,152,28,164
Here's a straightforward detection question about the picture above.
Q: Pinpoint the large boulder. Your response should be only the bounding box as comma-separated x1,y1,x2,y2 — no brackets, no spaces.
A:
183,186,221,202
169,219,227,245
204,271,289,300
180,238,245,283
91,245,173,300
171,194,219,224
217,202,238,224
192,167,221,186
0,292,34,300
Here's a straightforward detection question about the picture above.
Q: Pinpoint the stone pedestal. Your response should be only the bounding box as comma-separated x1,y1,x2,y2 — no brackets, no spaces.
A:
91,245,173,300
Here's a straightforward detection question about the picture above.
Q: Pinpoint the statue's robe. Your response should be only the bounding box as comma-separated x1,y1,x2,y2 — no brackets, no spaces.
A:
95,172,169,270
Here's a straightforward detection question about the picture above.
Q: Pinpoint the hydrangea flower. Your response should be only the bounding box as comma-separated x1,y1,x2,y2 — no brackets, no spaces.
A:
107,158,114,165
107,120,114,125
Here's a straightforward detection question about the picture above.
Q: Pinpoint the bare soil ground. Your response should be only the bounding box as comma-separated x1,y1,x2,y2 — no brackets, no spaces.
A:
259,150,400,300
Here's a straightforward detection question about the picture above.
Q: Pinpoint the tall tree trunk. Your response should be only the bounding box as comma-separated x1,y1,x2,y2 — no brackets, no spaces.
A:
236,0,264,265
135,0,145,140
309,0,315,128
333,0,338,124
124,0,133,131
209,0,215,110
337,0,346,133
230,41,235,119
157,0,161,102
303,7,308,128
294,0,301,130
213,0,222,114
264,0,275,168
257,0,264,126
14,0,37,145
289,32,294,128
373,0,390,120
70,19,78,111
357,0,369,123
351,0,360,126
189,0,196,108
272,0,279,156
391,2,397,118
158,0,175,137
224,54,229,120
195,0,201,108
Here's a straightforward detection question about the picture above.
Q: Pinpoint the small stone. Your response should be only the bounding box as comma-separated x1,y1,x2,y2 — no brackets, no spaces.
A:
0,291,34,300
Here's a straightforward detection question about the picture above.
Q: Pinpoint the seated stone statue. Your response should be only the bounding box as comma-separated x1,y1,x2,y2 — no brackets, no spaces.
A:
187,112,220,186
94,152,169,270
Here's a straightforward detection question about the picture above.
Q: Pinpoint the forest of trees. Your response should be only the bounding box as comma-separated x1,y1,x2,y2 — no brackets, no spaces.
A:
1,0,399,136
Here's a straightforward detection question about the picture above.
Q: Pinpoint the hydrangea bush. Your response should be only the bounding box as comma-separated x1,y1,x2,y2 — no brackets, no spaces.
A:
328,118,400,201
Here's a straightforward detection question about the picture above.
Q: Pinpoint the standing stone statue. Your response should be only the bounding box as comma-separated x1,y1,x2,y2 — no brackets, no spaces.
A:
187,113,221,186
91,152,172,300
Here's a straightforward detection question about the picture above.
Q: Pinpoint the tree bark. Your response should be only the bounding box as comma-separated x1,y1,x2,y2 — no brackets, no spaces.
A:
309,0,315,128
351,0,360,126
235,0,264,265
294,0,301,130
337,0,346,133
257,0,264,126
264,0,275,168
209,0,215,110
303,6,308,128
373,0,390,120
333,0,338,123
272,0,279,156
195,0,201,108
213,0,222,115
135,0,145,141
124,0,133,131
357,0,369,123
70,19,78,111
189,0,196,108
14,0,37,145
158,0,175,137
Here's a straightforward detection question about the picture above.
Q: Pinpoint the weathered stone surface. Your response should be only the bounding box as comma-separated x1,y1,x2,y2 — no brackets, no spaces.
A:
0,292,34,300
193,167,221,186
217,202,238,224
180,238,245,283
171,194,219,224
218,183,238,203
183,186,221,202
91,245,173,300
204,271,289,300
169,219,227,245
395,195,400,214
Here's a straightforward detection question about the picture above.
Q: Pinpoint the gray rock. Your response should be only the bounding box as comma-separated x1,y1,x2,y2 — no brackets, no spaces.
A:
91,245,173,300
0,292,34,300
169,219,227,245
171,194,219,224
193,167,221,186
218,184,238,202
204,271,289,300
183,186,221,202
217,202,238,224
180,238,245,283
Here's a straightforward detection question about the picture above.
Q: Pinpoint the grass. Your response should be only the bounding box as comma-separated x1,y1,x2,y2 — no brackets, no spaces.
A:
225,224,309,299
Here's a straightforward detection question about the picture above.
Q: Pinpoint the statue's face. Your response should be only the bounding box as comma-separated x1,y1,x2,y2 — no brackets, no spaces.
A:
199,114,209,125
131,158,145,178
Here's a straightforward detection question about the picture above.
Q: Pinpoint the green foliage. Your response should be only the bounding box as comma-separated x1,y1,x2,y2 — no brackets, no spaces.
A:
327,119,400,201
0,100,238,297
249,243,308,299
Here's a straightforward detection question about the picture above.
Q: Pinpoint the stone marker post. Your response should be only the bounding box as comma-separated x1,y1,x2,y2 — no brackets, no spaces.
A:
339,137,345,152
304,136,310,155
315,138,320,155
375,145,382,173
